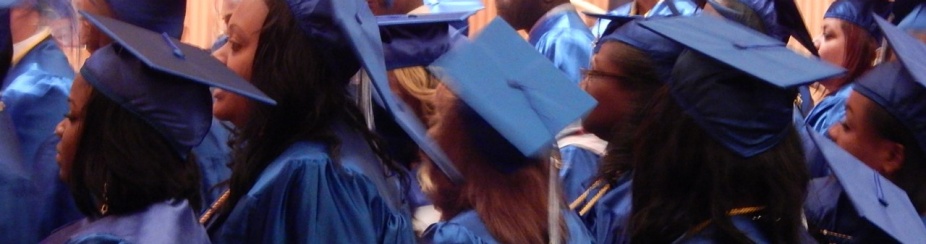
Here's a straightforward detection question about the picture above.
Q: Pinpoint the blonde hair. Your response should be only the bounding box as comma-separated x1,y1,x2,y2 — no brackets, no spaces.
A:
389,66,440,127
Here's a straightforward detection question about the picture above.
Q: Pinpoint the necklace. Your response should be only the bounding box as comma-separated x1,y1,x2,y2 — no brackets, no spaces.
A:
686,206,767,235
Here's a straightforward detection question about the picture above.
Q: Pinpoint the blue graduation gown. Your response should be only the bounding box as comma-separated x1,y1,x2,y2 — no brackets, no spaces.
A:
576,170,633,244
590,0,701,38
804,84,853,136
794,108,829,178
421,209,593,244
529,5,594,85
672,216,771,244
560,145,602,202
0,104,35,242
804,176,898,243
41,199,209,244
334,123,411,216
207,141,414,243
192,118,234,207
1,37,81,243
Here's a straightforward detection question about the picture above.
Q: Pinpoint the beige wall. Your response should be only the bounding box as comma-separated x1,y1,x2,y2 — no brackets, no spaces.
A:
178,0,835,53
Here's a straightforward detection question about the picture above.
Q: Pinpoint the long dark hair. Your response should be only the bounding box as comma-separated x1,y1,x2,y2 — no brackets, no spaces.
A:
216,0,405,222
70,89,203,218
592,41,662,185
628,87,809,243
865,100,926,214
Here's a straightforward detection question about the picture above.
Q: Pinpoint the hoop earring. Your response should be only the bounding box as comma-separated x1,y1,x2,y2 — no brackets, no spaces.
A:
100,182,109,215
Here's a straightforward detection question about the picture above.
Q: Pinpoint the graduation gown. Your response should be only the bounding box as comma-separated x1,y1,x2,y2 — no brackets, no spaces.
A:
804,84,853,136
420,209,594,244
576,170,633,244
206,141,414,243
41,199,209,244
529,4,594,84
804,176,899,243
0,37,81,243
335,123,411,216
192,118,234,207
590,0,702,38
557,125,607,202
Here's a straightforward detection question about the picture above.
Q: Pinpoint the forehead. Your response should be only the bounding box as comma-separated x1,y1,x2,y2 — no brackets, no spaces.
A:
229,0,269,33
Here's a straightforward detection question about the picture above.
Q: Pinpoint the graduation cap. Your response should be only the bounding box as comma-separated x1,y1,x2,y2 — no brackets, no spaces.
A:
583,12,639,41
638,15,845,157
422,0,483,14
591,17,684,83
704,0,817,55
898,3,926,31
286,0,464,183
79,12,275,157
824,0,892,42
103,0,185,39
377,11,474,70
851,15,926,157
805,126,926,243
428,18,597,172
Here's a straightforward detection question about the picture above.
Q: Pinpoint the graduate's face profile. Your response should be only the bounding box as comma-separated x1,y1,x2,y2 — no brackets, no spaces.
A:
816,18,848,69
580,42,635,141
212,0,268,127
54,76,92,182
828,92,902,177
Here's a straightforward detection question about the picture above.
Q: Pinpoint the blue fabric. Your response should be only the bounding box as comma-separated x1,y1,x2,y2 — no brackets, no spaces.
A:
804,177,897,243
804,84,853,137
528,8,594,85
207,141,415,243
590,0,701,38
673,215,771,243
41,199,209,244
559,145,601,203
794,108,830,178
421,209,593,243
1,37,82,244
824,0,892,42
577,170,633,244
334,123,411,215
192,118,233,207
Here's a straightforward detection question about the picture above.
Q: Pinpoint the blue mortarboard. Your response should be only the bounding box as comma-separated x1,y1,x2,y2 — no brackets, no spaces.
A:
286,0,464,182
80,12,275,157
899,3,926,31
591,17,684,83
584,12,639,42
805,126,926,243
639,15,845,157
851,16,926,157
422,0,483,14
377,12,474,69
104,0,185,39
824,0,892,41
428,18,597,173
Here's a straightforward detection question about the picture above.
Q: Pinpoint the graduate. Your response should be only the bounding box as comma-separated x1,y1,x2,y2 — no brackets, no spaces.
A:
567,15,683,244
375,11,480,231
805,16,926,242
75,0,232,207
495,0,593,85
0,0,80,241
40,12,275,243
419,18,594,244
202,0,415,242
616,15,843,242
804,0,890,135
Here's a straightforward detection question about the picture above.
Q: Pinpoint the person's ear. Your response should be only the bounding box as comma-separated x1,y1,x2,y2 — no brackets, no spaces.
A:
880,142,905,177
